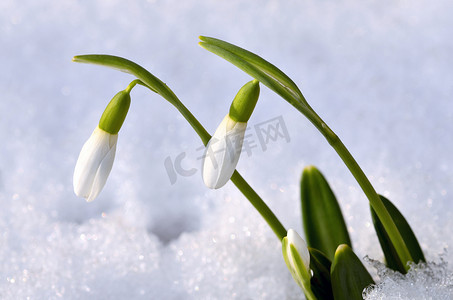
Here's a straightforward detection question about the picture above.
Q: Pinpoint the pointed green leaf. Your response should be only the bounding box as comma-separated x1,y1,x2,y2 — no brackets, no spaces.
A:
331,244,374,300
72,54,212,145
371,195,425,274
309,248,334,300
301,166,351,260
199,36,310,111
199,36,303,101
72,55,176,105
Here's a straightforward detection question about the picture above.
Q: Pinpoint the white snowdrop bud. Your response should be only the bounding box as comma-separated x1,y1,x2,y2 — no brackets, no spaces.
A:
73,89,131,202
282,229,312,289
202,114,247,189
202,80,259,189
73,126,118,202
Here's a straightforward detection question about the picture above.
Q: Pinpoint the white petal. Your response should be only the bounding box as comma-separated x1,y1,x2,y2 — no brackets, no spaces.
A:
73,127,118,201
287,229,310,270
202,115,247,189
86,142,117,202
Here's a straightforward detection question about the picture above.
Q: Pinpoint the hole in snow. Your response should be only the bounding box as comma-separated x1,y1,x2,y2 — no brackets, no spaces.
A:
148,215,200,245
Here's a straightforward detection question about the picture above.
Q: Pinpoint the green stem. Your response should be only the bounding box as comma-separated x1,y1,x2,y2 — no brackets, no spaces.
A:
151,85,286,240
231,171,286,240
125,79,149,93
198,36,414,267
151,84,286,239
125,79,139,93
334,139,412,269
302,107,413,270
303,287,318,300
73,55,287,240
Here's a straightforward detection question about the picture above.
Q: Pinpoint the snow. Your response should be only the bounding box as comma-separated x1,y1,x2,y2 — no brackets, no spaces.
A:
1,0,452,299
364,257,453,300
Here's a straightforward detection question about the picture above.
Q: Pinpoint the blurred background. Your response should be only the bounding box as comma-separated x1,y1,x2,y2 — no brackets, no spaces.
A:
0,0,452,298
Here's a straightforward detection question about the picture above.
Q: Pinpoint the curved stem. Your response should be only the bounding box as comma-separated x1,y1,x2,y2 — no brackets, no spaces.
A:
74,55,211,144
231,171,286,240
73,54,287,240
301,107,413,270
125,79,141,93
197,36,414,268
140,80,287,239
143,82,286,240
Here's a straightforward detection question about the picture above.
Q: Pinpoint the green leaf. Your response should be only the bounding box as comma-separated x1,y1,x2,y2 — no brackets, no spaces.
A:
199,36,310,112
371,195,425,274
73,55,175,105
331,244,374,300
301,166,352,260
72,54,211,145
309,248,334,300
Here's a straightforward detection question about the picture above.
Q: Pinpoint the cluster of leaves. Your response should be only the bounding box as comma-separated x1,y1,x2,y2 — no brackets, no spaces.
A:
301,166,425,299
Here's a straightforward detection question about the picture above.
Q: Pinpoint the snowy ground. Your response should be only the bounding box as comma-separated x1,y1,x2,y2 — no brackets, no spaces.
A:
1,0,453,299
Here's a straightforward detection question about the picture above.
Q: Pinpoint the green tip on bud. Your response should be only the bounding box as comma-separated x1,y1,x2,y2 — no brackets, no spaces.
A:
229,79,260,122
98,90,131,134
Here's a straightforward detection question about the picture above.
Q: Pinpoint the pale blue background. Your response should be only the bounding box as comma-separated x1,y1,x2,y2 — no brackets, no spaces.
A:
0,0,452,298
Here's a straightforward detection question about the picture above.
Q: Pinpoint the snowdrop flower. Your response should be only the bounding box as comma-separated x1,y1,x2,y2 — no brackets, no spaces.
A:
73,90,131,202
202,115,247,189
73,127,118,202
282,229,311,288
202,80,260,189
